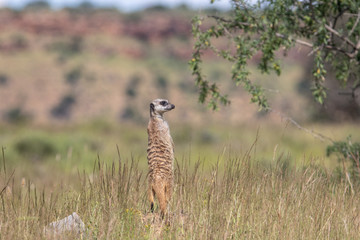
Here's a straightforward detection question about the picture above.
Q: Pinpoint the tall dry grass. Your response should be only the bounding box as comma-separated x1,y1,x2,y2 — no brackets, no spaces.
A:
1,144,360,239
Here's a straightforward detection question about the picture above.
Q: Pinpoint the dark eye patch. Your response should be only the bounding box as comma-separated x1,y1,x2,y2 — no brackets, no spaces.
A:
160,101,167,106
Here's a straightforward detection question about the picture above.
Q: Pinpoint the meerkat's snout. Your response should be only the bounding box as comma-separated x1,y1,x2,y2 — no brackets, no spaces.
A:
163,101,175,112
168,103,175,110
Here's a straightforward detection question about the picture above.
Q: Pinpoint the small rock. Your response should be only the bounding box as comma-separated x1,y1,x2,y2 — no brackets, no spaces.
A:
45,212,86,238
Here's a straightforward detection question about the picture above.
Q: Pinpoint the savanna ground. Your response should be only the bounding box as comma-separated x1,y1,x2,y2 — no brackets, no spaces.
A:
1,121,360,239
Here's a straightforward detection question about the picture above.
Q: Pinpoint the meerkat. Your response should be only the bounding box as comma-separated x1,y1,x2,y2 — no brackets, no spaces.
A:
147,99,175,218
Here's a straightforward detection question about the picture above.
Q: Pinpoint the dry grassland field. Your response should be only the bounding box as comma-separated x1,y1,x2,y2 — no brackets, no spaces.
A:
0,6,360,240
0,122,360,239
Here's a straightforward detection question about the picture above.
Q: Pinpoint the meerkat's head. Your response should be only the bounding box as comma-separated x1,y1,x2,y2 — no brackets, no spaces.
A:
150,99,175,118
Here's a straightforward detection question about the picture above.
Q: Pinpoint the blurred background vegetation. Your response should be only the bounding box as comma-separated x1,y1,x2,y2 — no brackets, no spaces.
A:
0,1,359,187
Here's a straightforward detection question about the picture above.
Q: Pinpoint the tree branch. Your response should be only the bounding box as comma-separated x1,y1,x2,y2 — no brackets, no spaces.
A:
209,13,360,60
208,15,250,27
275,33,313,48
324,44,356,58
348,9,360,37
325,24,357,49
208,15,232,23
269,108,334,143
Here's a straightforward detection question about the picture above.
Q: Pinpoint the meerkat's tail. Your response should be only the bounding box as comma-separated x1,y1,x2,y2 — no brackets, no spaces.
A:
148,186,155,213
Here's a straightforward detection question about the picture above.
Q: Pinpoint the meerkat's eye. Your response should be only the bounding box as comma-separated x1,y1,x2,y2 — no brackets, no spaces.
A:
160,101,167,106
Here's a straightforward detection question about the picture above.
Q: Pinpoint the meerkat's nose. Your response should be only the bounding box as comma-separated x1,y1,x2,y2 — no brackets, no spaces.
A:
170,104,175,109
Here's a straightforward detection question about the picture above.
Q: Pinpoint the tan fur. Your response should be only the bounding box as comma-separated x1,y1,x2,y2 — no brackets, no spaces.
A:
147,99,175,218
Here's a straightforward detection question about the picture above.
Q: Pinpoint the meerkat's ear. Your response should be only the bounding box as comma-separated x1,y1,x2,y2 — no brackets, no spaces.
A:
150,103,155,111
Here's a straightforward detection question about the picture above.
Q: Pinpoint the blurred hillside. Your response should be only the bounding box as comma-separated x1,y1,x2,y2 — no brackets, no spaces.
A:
0,6,358,125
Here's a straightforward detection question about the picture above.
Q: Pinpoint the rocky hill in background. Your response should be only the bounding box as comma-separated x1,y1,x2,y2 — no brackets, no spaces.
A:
0,7,195,57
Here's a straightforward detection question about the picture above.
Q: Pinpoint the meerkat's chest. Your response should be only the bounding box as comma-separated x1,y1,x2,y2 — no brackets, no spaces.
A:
154,125,172,145
147,119,174,151
158,122,172,141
